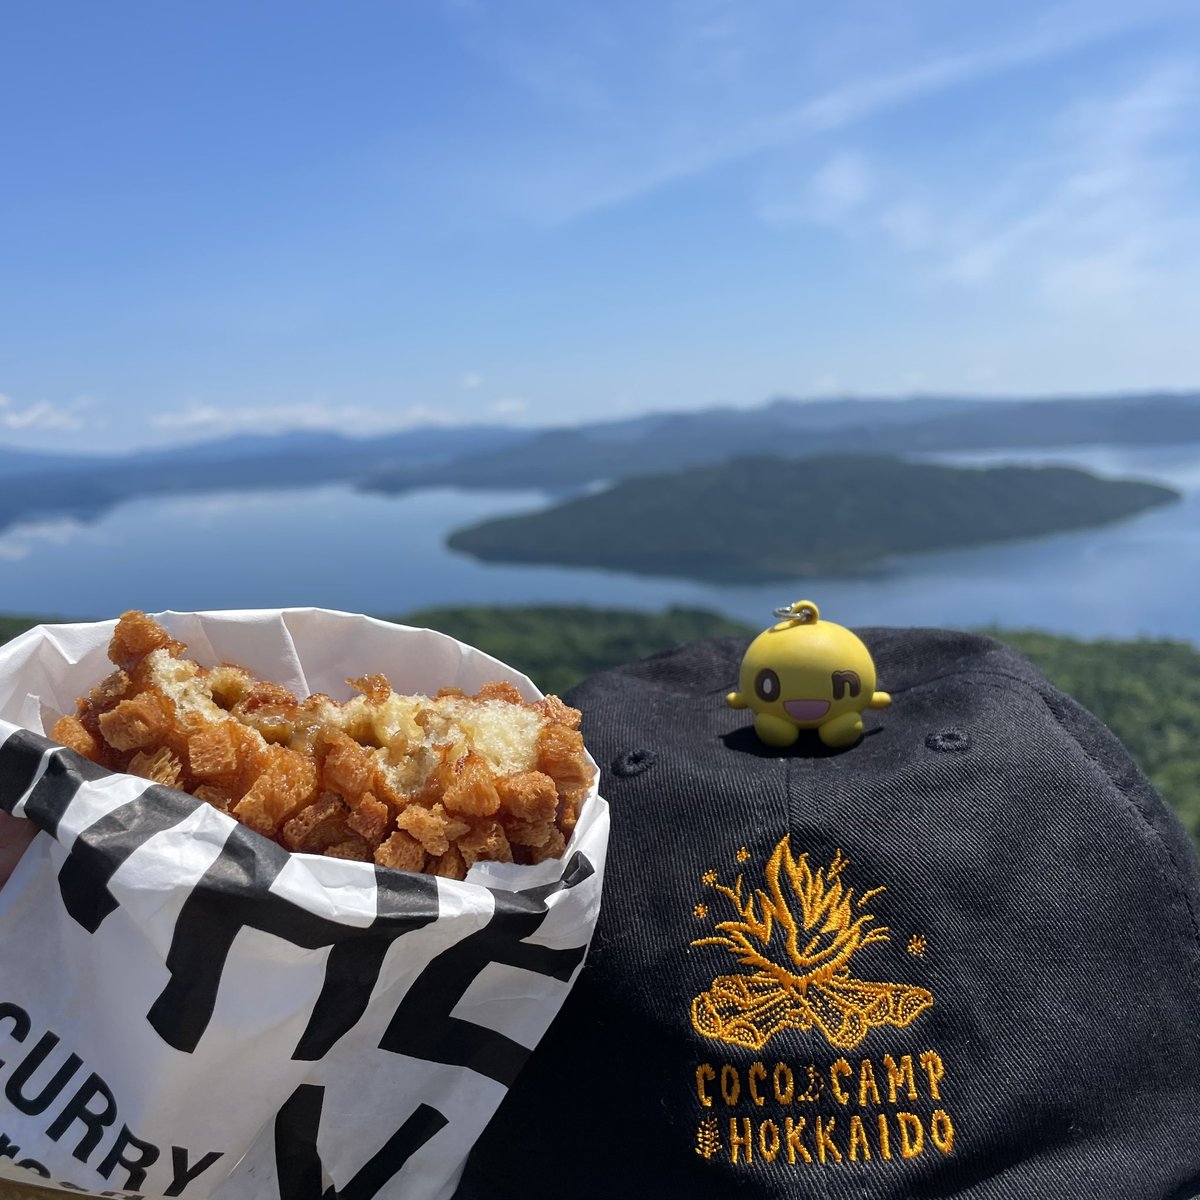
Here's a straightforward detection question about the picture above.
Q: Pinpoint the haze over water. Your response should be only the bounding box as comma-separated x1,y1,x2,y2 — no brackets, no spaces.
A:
0,444,1197,643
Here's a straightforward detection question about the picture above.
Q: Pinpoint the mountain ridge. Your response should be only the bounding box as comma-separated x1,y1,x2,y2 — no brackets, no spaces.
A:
0,392,1197,534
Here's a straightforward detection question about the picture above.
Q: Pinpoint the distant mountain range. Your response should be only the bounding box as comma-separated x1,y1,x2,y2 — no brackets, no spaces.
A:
363,392,1200,493
0,392,1197,534
0,425,527,532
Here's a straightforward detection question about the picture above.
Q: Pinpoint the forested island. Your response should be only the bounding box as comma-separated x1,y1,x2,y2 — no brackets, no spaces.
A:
2,607,1197,846
445,455,1179,582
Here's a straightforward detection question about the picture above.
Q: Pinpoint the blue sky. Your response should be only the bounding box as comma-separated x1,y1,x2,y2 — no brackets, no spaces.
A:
2,0,1199,450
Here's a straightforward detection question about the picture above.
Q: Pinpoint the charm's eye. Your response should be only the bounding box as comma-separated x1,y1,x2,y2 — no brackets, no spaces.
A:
831,670,861,700
754,668,781,703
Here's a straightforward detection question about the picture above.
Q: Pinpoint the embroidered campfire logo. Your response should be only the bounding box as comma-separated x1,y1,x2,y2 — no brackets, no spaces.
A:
690,839,933,1052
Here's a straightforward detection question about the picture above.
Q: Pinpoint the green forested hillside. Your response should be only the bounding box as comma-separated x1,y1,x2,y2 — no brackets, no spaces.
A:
0,615,60,644
988,630,1200,844
1,609,1196,846
446,455,1179,581
401,607,1200,847
396,605,751,695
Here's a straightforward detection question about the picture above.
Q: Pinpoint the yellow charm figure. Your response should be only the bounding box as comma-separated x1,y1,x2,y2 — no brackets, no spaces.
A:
727,601,891,748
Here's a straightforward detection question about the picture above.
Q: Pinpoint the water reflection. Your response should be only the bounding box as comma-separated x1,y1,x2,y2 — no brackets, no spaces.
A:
0,445,1195,641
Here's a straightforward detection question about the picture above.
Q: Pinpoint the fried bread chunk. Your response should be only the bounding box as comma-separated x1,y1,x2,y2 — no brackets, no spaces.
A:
49,611,593,877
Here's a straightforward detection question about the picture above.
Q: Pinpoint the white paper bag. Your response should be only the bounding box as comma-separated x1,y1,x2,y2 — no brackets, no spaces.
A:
0,610,609,1200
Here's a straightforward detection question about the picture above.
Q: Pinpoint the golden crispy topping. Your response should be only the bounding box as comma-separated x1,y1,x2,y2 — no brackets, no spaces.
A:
50,610,592,877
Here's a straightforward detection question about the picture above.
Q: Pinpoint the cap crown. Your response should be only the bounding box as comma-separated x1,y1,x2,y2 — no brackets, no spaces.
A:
458,630,1200,1199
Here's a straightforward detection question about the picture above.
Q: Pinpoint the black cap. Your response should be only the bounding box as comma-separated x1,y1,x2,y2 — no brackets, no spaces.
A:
456,629,1200,1199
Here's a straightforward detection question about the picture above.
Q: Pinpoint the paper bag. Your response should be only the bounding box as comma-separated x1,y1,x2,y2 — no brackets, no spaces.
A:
0,610,608,1200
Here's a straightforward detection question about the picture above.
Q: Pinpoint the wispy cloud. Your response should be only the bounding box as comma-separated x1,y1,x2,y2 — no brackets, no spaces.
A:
0,518,85,562
785,1,1172,133
492,397,528,415
469,0,1190,224
445,0,613,116
928,62,1196,307
150,402,462,435
0,393,89,431
460,372,484,389
758,149,873,227
758,57,1199,313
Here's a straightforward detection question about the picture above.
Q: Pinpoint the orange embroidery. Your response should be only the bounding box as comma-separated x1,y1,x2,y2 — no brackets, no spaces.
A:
736,846,751,863
796,1064,822,1102
907,933,928,956
814,1116,843,1164
758,1118,781,1162
847,1114,872,1161
698,1074,957,1168
920,1049,944,1099
897,1112,924,1158
695,1117,721,1159
784,1116,812,1164
729,1117,754,1164
690,838,933,1051
747,1062,767,1106
877,1113,892,1160
931,1108,955,1154
702,869,718,886
772,1062,794,1104
883,1053,918,1102
829,1058,852,1104
694,903,709,919
858,1058,881,1106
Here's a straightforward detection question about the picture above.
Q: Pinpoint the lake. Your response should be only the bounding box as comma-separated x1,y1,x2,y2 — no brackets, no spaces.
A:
0,444,1197,642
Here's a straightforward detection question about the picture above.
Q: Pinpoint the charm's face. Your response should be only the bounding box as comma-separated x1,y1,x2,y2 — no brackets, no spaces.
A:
735,619,879,730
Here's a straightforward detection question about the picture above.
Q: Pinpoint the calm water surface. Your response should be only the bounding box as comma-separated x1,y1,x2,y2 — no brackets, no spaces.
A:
1,444,1197,641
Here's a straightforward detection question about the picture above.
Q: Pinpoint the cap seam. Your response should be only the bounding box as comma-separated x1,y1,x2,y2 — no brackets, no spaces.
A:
1035,691,1200,1000
903,666,1200,995
888,665,1045,695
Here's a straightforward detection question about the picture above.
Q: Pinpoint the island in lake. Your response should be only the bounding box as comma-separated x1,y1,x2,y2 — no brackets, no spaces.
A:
445,454,1180,582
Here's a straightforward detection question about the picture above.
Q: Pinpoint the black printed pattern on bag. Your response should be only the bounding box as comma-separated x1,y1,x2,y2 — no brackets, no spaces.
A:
274,1084,448,1200
148,823,441,1054
0,732,114,837
380,854,592,1085
268,857,594,1198
0,1001,226,1195
0,735,198,932
59,783,202,932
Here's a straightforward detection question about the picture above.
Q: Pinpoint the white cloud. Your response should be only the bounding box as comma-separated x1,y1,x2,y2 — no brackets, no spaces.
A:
492,397,528,415
674,0,749,85
759,149,873,227
880,204,937,251
930,62,1200,307
787,1,1169,133
765,60,1200,314
150,402,463,436
445,0,612,115
478,0,1189,224
0,518,86,562
460,372,484,389
0,393,88,431
812,152,872,213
